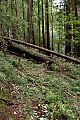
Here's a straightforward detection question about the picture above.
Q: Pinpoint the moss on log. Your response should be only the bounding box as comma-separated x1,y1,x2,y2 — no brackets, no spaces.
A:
7,41,54,64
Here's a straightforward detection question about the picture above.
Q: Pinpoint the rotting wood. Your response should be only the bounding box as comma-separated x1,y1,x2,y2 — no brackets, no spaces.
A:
7,41,54,64
1,36,80,64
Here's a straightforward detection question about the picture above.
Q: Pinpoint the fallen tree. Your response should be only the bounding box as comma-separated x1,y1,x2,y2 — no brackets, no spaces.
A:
1,36,80,64
7,41,54,64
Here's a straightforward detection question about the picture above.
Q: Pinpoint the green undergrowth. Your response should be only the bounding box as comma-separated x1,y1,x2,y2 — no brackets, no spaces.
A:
0,50,80,120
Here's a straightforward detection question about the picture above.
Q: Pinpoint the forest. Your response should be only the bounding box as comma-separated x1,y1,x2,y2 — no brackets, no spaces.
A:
0,0,80,120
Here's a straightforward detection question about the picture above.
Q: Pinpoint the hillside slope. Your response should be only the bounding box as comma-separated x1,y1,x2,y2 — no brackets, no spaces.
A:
0,50,80,120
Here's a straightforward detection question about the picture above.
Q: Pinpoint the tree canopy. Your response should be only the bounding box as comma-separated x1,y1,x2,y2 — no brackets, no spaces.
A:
0,0,80,56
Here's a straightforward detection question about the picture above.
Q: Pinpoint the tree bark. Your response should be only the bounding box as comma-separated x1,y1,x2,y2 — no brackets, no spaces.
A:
65,0,72,56
42,0,45,48
27,0,35,44
7,41,54,64
71,0,80,57
45,0,50,50
38,0,41,46
22,0,26,41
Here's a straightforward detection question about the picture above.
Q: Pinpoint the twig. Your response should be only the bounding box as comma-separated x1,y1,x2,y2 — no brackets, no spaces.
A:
50,103,57,120
65,92,76,99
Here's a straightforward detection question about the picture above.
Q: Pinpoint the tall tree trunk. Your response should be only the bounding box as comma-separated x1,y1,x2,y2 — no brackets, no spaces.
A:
45,0,50,50
22,0,26,41
38,0,41,46
51,0,54,51
11,0,17,39
27,0,30,42
65,0,72,56
32,22,35,44
71,0,80,57
27,0,35,44
42,0,45,48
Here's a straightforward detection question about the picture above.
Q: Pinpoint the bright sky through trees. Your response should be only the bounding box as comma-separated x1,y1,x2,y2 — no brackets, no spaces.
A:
54,0,62,4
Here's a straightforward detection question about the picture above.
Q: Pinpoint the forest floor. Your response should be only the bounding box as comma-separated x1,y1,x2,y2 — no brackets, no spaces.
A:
0,50,80,120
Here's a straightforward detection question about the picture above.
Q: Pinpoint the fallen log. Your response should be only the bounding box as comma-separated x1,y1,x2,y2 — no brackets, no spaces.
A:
1,36,80,64
7,41,54,64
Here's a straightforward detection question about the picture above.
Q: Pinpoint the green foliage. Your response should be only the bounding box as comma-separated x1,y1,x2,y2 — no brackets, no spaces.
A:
0,0,80,54
9,118,14,120
0,50,80,119
0,72,6,80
